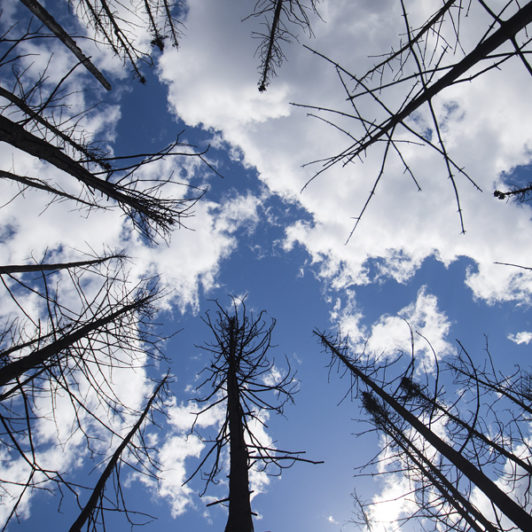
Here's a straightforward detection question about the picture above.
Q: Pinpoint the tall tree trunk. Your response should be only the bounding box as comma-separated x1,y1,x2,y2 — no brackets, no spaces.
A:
19,0,111,90
225,322,254,532
0,295,150,389
401,377,532,475
364,393,496,532
0,254,123,275
69,375,168,532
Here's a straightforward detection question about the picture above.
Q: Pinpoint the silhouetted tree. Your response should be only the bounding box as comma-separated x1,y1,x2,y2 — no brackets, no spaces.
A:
316,330,532,531
69,373,170,532
0,17,207,241
245,0,320,92
19,0,112,89
0,250,172,529
296,1,532,239
1,3,193,529
362,391,497,532
185,299,322,532
21,0,181,84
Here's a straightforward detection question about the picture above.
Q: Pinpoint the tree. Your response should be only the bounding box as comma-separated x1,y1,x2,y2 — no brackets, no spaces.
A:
244,0,320,92
69,373,170,532
0,6,206,526
20,0,181,85
185,299,322,532
1,9,211,242
316,330,532,531
295,1,532,239
0,253,172,529
19,0,112,90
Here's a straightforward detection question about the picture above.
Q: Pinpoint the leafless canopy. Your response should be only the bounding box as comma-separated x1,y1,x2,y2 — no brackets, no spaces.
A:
20,0,182,85
295,1,532,241
316,330,532,531
0,250,171,529
185,299,322,531
0,15,209,241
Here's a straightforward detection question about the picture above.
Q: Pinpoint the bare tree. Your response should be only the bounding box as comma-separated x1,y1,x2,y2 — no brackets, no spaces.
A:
20,0,181,85
0,18,208,241
19,0,112,90
244,0,320,91
70,0,181,82
69,373,170,532
316,330,532,531
295,1,532,240
0,249,172,530
185,299,322,532
362,390,497,532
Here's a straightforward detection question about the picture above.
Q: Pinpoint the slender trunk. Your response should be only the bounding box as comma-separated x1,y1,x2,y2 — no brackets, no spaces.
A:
258,0,284,92
450,357,532,415
0,169,95,206
69,375,167,531
0,295,150,389
0,85,111,170
18,0,111,90
365,394,496,532
0,255,122,275
350,2,532,157
318,333,532,531
0,115,159,224
225,323,254,532
403,378,532,475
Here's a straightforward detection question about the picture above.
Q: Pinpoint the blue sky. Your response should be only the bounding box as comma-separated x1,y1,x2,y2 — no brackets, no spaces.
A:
1,1,532,530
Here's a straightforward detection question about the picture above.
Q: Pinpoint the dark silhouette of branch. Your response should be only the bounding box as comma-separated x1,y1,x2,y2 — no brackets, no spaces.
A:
69,374,169,532
245,0,319,91
295,2,532,237
19,0,112,90
316,331,532,531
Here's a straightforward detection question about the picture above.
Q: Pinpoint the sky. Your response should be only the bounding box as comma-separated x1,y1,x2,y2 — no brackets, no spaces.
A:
1,0,531,530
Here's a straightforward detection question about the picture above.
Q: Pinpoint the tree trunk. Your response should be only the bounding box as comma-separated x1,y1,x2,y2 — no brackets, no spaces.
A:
0,295,150,389
225,322,254,532
19,0,111,90
69,375,168,531
364,393,496,532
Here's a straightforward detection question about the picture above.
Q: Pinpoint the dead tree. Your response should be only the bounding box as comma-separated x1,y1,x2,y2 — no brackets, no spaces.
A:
316,330,532,531
19,0,112,90
69,373,170,532
185,299,322,532
296,1,532,239
450,339,532,416
70,0,181,82
0,20,207,241
362,391,497,532
0,257,168,530
20,0,181,85
244,0,320,91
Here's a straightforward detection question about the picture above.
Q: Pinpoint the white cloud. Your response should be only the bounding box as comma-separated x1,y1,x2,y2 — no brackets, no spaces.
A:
157,0,532,310
336,287,453,371
367,474,419,532
153,433,205,517
507,331,532,345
